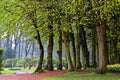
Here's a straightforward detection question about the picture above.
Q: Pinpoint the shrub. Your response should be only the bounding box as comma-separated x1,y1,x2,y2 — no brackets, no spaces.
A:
3,58,19,68
16,57,39,69
53,58,59,67
107,64,120,72
16,59,27,68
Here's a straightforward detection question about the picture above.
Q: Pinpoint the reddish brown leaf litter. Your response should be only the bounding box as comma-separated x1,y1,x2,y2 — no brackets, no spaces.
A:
0,70,68,80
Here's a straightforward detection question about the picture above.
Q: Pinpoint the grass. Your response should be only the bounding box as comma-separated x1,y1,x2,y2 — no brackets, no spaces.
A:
44,72,120,80
54,67,66,70
1,68,16,74
1,67,36,74
1,67,63,74
21,67,36,71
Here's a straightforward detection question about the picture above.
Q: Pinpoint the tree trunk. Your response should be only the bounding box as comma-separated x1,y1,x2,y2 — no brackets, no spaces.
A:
96,43,99,67
57,30,62,70
31,41,35,58
105,39,109,64
70,33,76,68
14,37,18,58
6,34,10,48
25,41,32,57
65,56,68,69
45,25,54,71
118,49,120,63
13,32,20,59
18,39,21,59
63,32,73,71
91,27,97,67
34,30,44,73
75,25,82,70
44,6,54,71
33,20,44,73
96,23,107,74
81,26,90,68
109,40,114,64
107,39,110,64
113,39,118,64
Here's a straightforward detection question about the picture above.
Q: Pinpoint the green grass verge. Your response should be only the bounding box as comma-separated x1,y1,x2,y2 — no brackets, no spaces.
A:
44,72,120,80
1,67,36,74
1,68,16,74
1,67,63,74
21,67,36,71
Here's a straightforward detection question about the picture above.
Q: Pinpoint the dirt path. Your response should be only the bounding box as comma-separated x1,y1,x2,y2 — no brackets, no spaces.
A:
0,70,67,80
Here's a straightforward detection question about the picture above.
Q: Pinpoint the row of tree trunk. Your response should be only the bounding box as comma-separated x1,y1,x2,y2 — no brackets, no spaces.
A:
27,1,120,74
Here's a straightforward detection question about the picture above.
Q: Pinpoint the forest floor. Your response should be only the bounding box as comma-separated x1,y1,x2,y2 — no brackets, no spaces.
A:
0,70,119,80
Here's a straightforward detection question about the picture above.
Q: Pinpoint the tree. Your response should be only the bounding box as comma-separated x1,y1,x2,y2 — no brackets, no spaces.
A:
45,1,54,71
32,10,44,73
57,29,63,70
63,32,74,71
25,40,32,57
89,0,120,73
89,0,108,73
91,27,97,67
16,0,45,72
81,26,90,68
3,47,15,59
70,33,76,68
96,22,107,73
75,25,82,70
31,41,35,58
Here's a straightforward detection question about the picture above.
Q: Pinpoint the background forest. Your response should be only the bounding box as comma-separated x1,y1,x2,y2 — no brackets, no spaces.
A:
0,0,120,74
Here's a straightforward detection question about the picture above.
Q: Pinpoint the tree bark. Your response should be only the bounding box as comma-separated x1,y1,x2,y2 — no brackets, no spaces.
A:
63,32,73,71
57,30,62,70
45,25,54,71
109,40,114,64
44,5,54,71
96,23,107,74
75,25,82,70
81,26,90,68
18,39,21,59
25,41,32,57
113,39,118,64
34,30,44,73
33,19,44,73
105,39,109,64
31,41,35,58
70,33,76,68
91,27,97,67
